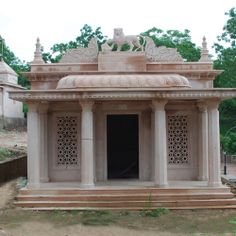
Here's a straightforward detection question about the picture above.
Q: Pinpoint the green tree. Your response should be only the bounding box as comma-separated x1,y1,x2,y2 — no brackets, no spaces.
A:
213,7,236,154
141,27,201,61
43,24,107,63
0,36,30,88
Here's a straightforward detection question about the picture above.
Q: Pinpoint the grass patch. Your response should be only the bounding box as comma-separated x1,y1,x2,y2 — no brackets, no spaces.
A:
0,148,19,162
140,207,169,217
0,208,236,234
80,210,116,226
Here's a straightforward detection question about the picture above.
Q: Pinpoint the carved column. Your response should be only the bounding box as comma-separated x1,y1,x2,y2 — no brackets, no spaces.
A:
207,100,221,187
80,100,94,187
27,103,40,189
197,101,208,181
152,99,168,187
38,103,49,183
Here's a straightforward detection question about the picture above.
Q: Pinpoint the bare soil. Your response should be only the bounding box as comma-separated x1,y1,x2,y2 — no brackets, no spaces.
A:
0,130,27,150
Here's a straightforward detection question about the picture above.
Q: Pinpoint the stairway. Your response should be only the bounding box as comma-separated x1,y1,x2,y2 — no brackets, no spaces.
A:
15,186,236,210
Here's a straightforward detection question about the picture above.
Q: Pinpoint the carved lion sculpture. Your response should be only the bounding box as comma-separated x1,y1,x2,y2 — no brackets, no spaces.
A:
109,28,144,51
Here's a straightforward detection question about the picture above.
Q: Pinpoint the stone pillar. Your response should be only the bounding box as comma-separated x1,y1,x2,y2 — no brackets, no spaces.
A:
152,99,168,187
197,101,208,181
27,103,40,189
207,100,221,187
38,103,49,183
80,100,94,187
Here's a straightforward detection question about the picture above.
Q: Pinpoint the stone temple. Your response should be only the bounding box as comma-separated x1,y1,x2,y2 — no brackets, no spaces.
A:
10,30,236,209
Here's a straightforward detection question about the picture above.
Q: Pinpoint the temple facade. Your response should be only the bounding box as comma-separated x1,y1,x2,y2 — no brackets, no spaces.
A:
0,59,25,129
10,32,236,209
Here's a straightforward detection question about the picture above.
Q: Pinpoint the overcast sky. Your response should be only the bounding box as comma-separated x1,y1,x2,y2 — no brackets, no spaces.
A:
0,0,235,62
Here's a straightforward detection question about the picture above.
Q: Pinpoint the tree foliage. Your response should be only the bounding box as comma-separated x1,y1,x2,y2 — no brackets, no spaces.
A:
141,27,201,61
213,8,236,154
42,24,107,63
0,37,29,88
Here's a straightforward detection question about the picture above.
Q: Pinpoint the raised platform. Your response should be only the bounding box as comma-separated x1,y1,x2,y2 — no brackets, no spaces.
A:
14,181,236,210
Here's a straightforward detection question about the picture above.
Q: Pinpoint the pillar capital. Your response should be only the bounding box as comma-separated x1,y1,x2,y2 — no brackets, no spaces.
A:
152,99,168,110
206,99,220,110
80,100,94,111
38,102,49,114
27,102,39,112
197,101,207,113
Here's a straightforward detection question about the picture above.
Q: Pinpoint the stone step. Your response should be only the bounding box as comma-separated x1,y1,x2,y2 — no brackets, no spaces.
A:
18,205,236,210
18,187,231,196
16,192,234,202
15,198,236,209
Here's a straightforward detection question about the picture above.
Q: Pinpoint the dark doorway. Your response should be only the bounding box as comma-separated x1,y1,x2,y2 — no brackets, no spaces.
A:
107,114,139,179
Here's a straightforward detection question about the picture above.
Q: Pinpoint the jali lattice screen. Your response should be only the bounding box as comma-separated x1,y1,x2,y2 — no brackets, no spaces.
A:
167,115,189,164
56,116,78,166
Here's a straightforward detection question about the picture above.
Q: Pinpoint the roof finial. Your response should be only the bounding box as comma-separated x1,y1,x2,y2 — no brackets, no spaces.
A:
199,36,211,62
31,37,44,64
0,35,5,62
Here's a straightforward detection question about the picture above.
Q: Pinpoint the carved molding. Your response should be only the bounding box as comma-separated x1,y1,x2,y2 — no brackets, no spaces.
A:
9,89,236,102
60,38,98,63
145,37,184,62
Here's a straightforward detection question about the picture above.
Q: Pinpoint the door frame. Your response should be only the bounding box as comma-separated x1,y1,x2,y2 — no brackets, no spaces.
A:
104,111,141,180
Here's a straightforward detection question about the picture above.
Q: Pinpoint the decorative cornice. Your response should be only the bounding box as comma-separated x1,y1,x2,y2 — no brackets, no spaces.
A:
22,70,222,82
8,89,236,102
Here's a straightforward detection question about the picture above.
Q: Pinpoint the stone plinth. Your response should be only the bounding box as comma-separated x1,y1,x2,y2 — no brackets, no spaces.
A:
98,52,146,72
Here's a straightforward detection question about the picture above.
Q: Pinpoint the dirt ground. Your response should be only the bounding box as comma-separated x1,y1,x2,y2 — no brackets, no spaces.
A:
0,131,27,153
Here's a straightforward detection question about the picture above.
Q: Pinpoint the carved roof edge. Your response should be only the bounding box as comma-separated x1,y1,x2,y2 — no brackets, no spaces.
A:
9,89,236,102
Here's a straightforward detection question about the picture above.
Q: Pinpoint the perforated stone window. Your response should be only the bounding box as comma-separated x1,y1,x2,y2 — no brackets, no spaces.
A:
167,115,189,164
56,116,78,166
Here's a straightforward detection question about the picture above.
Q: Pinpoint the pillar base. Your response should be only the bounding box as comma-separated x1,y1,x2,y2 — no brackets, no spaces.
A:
208,181,222,187
40,177,49,183
154,182,168,188
81,183,95,188
198,176,208,181
27,183,40,189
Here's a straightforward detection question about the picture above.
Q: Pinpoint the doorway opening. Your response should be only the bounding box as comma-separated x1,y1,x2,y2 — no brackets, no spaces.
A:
107,114,139,179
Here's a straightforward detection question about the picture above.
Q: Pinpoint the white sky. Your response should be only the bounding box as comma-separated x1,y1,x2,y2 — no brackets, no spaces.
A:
0,0,235,62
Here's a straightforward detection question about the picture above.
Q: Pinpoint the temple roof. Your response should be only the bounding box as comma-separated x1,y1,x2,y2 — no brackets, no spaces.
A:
56,74,190,91
0,60,17,76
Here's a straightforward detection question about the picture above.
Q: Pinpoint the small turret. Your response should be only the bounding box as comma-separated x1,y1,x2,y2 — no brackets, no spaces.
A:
31,37,44,64
199,36,211,62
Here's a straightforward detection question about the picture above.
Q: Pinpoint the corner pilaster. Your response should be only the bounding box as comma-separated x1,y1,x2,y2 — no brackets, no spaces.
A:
197,101,209,181
27,103,40,189
207,99,221,187
38,103,49,183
